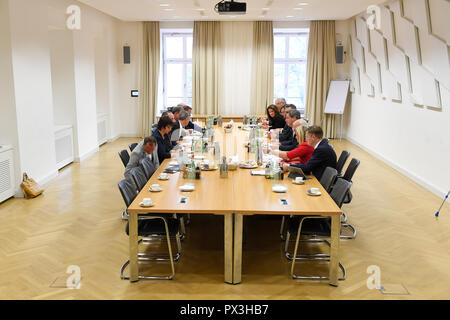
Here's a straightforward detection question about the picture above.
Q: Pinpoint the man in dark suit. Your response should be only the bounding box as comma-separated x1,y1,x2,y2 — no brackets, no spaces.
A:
279,109,301,151
283,126,336,180
170,110,191,146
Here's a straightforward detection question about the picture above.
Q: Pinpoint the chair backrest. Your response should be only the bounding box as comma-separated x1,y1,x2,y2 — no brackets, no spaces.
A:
319,167,338,193
130,167,148,191
118,150,130,167
342,158,360,182
140,158,154,180
336,150,350,174
129,143,138,152
330,178,352,208
118,179,137,207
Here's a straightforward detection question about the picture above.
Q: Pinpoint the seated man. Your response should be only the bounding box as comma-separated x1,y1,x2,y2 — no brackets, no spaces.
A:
283,126,337,181
124,136,159,185
278,109,301,151
170,110,191,145
181,104,197,131
161,110,175,123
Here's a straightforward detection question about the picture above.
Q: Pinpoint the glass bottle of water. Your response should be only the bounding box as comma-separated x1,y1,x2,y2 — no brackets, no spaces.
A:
220,156,228,178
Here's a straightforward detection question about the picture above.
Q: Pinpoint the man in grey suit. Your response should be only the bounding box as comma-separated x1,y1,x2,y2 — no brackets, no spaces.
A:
124,136,159,185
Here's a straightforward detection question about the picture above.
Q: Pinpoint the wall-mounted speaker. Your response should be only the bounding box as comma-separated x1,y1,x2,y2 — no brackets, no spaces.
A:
123,46,130,64
336,45,344,64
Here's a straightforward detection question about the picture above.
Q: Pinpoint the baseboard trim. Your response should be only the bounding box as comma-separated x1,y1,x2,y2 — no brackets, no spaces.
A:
345,135,450,203
75,146,99,162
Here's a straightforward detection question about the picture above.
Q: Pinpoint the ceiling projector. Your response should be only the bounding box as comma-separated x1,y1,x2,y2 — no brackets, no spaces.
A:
215,0,247,15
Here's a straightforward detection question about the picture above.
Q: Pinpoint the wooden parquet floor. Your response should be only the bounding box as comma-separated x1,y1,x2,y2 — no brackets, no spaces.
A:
0,137,449,300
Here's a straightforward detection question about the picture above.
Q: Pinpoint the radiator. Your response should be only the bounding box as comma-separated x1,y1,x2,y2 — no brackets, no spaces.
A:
54,126,74,170
97,114,108,146
0,146,15,203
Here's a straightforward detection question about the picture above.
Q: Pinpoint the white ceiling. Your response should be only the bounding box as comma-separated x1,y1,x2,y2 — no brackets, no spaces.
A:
78,0,386,22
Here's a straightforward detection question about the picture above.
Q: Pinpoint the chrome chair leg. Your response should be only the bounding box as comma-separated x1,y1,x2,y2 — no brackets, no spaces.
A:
340,223,357,239
289,216,346,281
120,216,177,280
341,212,348,223
280,216,286,240
121,210,129,220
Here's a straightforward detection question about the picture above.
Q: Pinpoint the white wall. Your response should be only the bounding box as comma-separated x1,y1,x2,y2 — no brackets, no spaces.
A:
344,0,450,199
117,22,142,138
8,0,58,186
0,0,21,192
49,29,76,127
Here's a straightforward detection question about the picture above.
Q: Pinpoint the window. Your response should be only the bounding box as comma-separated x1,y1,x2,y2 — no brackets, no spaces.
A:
162,33,193,109
274,32,308,113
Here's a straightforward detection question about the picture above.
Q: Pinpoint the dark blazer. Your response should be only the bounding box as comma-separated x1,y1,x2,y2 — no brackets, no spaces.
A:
278,124,293,143
184,121,195,130
290,139,337,180
269,114,286,130
279,135,299,151
152,129,173,163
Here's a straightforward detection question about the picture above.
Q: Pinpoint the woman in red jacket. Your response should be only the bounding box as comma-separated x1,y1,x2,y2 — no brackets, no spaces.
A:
268,124,314,165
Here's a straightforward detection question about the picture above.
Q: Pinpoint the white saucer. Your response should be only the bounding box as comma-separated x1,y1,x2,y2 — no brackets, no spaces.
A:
158,175,169,180
149,187,163,192
179,185,195,192
272,185,288,193
307,189,322,196
139,202,155,207
292,180,305,185
194,155,206,160
168,161,178,166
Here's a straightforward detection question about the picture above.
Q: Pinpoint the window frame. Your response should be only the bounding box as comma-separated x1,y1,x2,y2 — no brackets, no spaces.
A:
273,32,309,113
162,32,193,108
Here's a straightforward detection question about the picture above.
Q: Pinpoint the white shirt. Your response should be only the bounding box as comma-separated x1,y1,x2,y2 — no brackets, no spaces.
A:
314,139,323,150
147,153,152,161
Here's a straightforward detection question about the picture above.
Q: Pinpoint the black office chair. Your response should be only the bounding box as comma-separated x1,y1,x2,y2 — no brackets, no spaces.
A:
338,158,360,239
284,178,352,281
336,150,350,176
280,167,338,241
118,150,130,168
130,167,148,192
319,167,338,193
140,158,155,180
129,142,138,152
118,179,182,280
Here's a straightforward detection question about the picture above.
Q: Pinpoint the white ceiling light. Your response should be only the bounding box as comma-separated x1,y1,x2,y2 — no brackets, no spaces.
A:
195,8,205,11
293,8,303,10
298,2,309,5
164,8,174,11
159,3,169,7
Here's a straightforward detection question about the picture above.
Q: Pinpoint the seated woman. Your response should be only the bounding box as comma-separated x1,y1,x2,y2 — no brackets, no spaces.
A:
269,124,313,165
152,115,174,163
262,105,285,130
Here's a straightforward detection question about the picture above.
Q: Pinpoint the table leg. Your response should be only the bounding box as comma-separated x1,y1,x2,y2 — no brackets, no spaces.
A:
329,214,340,286
233,214,243,284
224,214,233,284
129,212,139,282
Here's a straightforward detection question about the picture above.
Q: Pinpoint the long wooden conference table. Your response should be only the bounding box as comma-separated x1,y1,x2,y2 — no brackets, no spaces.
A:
127,125,342,286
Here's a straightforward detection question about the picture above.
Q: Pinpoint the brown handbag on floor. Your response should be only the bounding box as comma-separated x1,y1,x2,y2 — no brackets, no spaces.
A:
20,173,44,199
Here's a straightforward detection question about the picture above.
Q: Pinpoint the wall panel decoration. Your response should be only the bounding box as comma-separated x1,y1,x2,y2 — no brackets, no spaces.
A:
349,0,449,109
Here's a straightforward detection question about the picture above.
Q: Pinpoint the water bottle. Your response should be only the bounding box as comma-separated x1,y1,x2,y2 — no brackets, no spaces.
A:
220,156,228,178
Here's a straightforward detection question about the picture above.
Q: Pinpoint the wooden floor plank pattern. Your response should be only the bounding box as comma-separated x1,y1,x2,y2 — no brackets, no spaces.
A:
0,137,449,299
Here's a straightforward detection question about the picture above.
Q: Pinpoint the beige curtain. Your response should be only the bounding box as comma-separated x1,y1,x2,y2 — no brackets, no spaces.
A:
192,21,222,115
140,22,160,137
250,21,274,115
305,20,337,138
